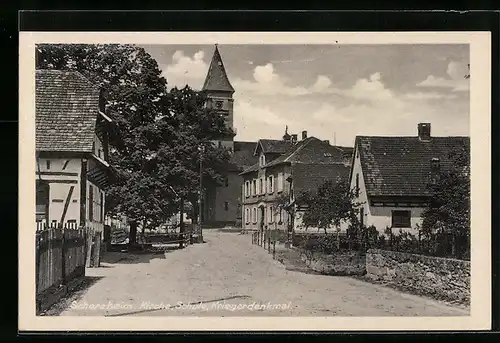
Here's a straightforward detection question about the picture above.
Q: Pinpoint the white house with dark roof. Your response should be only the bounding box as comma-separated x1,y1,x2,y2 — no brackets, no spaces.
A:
35,69,114,234
350,123,470,235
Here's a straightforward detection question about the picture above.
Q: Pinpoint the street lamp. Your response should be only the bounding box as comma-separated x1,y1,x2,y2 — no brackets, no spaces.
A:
198,144,205,242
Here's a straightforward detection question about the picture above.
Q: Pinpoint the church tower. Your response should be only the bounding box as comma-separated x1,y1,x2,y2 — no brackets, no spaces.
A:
202,44,236,151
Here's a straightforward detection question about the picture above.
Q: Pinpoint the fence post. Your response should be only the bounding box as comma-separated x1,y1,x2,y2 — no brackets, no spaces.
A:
273,241,276,259
35,232,40,297
61,224,66,286
268,235,271,253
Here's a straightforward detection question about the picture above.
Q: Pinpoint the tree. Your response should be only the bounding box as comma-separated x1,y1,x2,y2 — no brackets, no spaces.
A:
296,177,361,234
421,142,470,258
36,44,231,248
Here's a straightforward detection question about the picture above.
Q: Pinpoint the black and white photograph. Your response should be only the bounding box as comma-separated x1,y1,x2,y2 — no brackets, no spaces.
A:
19,32,491,331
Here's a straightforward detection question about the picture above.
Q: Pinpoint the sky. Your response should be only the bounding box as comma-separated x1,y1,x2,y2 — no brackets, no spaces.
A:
142,44,470,147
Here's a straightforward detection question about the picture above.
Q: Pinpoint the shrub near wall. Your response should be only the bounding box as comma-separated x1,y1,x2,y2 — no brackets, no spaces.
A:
366,249,470,306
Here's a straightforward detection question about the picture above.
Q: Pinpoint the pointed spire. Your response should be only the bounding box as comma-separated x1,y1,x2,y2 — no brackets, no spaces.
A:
202,45,235,93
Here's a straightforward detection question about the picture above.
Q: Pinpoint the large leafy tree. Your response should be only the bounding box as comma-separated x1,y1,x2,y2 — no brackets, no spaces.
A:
421,142,470,257
36,44,231,245
296,177,361,234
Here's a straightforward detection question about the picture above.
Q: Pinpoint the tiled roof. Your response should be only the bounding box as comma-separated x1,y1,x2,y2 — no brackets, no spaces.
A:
36,69,100,153
230,141,258,169
292,163,350,195
202,46,235,93
356,135,470,197
255,139,294,155
239,162,259,175
265,137,349,168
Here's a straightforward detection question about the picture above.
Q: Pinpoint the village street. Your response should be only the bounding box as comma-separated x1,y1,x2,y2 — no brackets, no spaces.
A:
47,230,469,317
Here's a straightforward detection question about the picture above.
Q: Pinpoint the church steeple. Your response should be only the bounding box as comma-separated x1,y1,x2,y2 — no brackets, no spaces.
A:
202,44,235,93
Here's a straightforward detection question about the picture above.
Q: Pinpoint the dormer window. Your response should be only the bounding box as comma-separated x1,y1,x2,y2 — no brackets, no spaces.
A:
430,157,440,170
260,154,266,167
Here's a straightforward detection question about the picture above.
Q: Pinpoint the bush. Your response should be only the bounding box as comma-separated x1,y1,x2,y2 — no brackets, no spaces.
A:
293,224,469,261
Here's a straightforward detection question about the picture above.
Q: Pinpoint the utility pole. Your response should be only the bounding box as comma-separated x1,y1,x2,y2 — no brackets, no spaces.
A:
198,144,205,243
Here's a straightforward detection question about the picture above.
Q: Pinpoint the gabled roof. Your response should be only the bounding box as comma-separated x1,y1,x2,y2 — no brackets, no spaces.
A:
36,69,101,153
202,45,235,93
239,162,260,175
265,137,349,168
292,163,350,195
254,139,293,156
355,135,470,197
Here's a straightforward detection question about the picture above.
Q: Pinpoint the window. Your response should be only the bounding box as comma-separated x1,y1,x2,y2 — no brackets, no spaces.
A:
46,160,51,170
277,173,284,192
100,192,105,223
269,206,274,223
253,208,257,223
260,154,266,167
279,209,283,223
224,201,229,211
268,176,274,193
89,185,94,222
36,181,49,223
355,173,359,197
392,210,411,228
259,178,263,194
245,208,249,223
253,180,257,196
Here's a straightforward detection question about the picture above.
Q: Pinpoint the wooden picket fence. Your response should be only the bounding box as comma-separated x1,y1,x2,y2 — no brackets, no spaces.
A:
35,222,98,298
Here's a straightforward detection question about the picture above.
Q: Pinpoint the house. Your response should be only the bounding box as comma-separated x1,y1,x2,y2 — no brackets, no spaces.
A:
201,45,258,227
240,129,353,235
35,69,114,236
350,123,470,235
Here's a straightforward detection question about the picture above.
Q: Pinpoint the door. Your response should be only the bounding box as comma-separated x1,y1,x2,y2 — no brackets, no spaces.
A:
259,206,265,231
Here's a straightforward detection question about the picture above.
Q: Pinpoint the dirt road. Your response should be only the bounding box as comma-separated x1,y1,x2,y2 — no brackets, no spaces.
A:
49,230,469,317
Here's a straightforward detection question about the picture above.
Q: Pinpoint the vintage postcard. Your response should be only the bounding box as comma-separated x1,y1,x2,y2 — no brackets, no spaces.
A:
19,32,491,331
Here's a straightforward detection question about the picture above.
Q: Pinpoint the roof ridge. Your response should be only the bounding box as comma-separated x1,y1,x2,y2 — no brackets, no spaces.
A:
283,137,313,162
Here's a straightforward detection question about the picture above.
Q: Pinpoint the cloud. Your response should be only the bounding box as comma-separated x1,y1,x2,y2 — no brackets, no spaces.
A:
161,50,208,89
403,92,458,100
233,100,291,141
311,75,332,92
416,60,470,92
234,63,311,96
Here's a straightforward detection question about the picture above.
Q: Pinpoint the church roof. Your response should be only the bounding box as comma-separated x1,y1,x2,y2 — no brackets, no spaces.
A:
202,45,235,93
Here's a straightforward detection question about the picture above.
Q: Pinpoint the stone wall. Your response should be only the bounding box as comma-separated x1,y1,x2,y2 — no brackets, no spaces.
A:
366,249,470,306
299,249,366,276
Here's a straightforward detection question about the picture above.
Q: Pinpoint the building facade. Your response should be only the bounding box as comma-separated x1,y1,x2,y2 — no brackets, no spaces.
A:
349,123,470,235
240,130,353,235
35,70,113,235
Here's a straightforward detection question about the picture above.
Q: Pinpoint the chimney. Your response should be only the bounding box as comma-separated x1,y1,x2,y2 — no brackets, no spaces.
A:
302,130,308,140
418,123,431,141
291,134,298,143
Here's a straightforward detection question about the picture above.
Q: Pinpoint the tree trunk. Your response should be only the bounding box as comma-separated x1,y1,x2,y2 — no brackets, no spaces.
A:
179,197,185,248
128,220,137,251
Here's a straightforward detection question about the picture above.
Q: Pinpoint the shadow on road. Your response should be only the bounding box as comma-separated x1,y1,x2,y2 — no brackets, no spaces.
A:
41,276,105,316
104,295,252,317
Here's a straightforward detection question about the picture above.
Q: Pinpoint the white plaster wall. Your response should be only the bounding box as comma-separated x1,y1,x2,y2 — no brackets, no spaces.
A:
37,158,81,226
